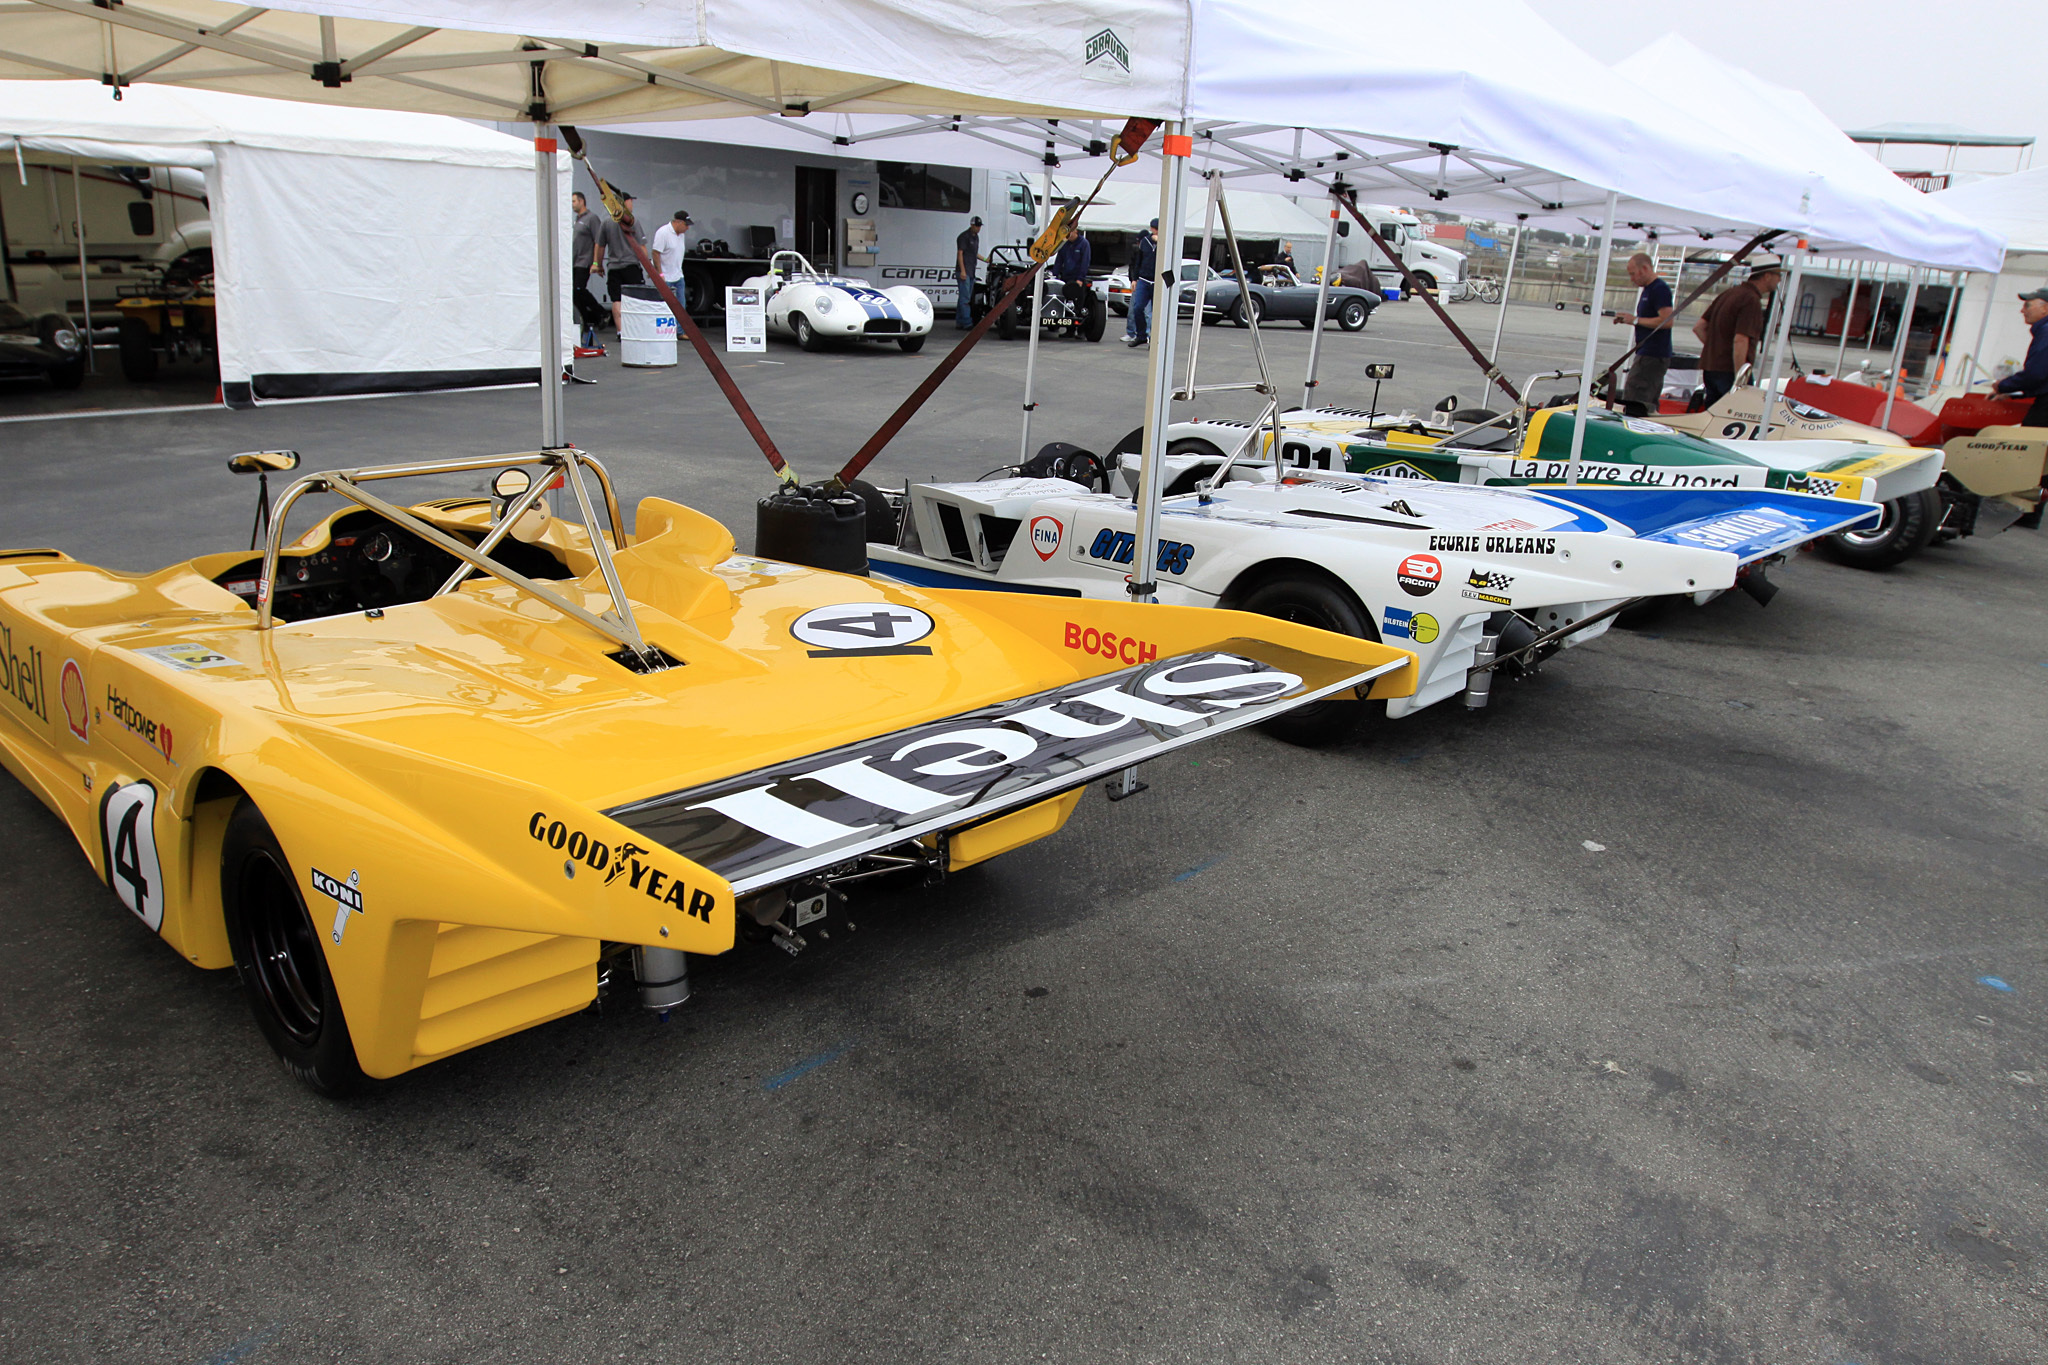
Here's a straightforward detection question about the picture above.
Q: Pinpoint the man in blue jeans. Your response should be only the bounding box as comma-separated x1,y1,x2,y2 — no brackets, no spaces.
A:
1126,218,1158,347
954,215,983,328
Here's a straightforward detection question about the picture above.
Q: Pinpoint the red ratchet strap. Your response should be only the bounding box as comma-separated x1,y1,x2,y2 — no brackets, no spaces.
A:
1595,229,1782,394
1335,196,1522,407
836,261,1047,485
559,125,796,483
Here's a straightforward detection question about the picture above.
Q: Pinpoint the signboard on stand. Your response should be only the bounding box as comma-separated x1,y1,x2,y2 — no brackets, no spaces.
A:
725,287,766,353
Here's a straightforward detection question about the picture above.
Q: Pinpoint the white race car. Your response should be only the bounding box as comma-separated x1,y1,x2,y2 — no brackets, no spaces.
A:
864,467,1879,740
743,251,934,353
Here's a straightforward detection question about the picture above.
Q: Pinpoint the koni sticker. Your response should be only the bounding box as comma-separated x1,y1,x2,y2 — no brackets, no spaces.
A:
1396,553,1442,597
313,867,363,944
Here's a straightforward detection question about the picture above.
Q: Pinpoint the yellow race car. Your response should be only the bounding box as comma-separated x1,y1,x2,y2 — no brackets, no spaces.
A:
0,448,1412,1093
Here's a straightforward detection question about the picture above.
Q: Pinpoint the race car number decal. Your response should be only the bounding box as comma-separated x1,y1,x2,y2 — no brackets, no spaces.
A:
98,781,164,932
791,603,935,657
1087,529,1197,575
1396,553,1442,597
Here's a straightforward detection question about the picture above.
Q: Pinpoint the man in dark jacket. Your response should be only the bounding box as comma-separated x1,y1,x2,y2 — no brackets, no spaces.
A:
1994,286,2048,427
1053,227,1093,319
1125,219,1158,347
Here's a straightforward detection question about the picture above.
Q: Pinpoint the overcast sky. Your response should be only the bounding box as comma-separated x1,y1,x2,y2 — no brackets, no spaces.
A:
1529,0,2048,176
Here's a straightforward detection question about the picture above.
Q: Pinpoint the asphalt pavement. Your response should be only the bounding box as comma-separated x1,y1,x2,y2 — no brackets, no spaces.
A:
1,300,2043,1364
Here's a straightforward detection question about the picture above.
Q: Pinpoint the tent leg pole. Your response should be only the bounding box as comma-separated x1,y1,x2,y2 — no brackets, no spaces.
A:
1880,267,1920,431
1487,217,1524,365
1757,249,1802,439
1018,162,1053,463
1966,271,1994,384
1565,192,1617,486
1930,269,1961,392
1832,261,1859,376
1301,199,1340,408
1130,123,1190,604
71,157,93,374
535,125,567,448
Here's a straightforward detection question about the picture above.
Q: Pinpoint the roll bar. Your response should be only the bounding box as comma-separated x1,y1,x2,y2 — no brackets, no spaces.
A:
255,447,660,665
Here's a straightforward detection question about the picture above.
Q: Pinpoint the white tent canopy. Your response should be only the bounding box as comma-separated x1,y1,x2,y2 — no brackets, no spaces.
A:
1935,168,2048,386
1937,166,2048,255
1612,35,2002,271
0,80,567,404
1047,173,1322,241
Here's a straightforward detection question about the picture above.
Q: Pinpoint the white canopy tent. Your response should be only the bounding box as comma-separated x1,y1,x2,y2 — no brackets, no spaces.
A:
1936,167,2048,385
0,79,565,404
0,0,2005,583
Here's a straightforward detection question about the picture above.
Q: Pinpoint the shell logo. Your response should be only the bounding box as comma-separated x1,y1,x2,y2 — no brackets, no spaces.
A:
60,659,87,741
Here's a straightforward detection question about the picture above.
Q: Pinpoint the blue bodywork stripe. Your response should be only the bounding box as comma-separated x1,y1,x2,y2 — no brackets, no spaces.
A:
1547,486,1880,563
869,559,1083,596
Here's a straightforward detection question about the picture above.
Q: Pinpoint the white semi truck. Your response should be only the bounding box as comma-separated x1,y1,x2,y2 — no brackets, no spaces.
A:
0,158,210,320
1336,203,1466,296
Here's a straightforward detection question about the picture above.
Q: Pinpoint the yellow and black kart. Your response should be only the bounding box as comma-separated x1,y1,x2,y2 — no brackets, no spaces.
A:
0,448,1411,1093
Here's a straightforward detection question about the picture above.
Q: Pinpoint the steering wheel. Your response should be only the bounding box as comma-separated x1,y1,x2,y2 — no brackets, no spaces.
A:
1049,450,1109,493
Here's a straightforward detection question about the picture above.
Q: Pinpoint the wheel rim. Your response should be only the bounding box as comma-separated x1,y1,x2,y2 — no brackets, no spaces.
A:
237,852,325,1046
1343,302,1364,326
1837,500,1898,547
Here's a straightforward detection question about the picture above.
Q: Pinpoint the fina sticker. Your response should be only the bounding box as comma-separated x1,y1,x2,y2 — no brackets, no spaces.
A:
790,603,936,657
1029,516,1064,562
133,642,236,673
1396,553,1443,597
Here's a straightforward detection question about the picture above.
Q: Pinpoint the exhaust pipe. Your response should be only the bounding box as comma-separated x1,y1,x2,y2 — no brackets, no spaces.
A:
1464,629,1499,708
632,945,690,1019
1738,569,1779,606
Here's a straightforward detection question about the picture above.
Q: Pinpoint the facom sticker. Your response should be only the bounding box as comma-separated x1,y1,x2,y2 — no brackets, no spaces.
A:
1395,553,1442,597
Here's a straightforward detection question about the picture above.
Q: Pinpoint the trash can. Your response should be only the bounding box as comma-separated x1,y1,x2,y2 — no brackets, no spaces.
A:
619,285,678,367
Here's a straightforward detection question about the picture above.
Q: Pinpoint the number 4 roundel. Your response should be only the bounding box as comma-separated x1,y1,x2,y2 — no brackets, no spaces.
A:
99,781,165,932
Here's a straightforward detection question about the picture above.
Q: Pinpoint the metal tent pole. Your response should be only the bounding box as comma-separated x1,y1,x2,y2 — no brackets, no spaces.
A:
1178,169,1221,400
1300,199,1340,409
1756,248,1803,439
70,157,93,374
1129,122,1191,604
1488,215,1525,365
1565,192,1618,486
1964,271,1995,383
1880,267,1921,431
1017,159,1054,462
1929,269,1961,392
1832,259,1860,376
534,126,566,447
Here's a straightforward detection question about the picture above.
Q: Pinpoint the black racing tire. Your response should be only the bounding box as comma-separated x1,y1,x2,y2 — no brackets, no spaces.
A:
1816,487,1943,570
1231,294,1263,328
119,317,158,381
1162,436,1229,497
221,799,365,1097
1237,577,1375,747
996,300,1023,340
1083,295,1107,343
46,357,87,390
1337,298,1370,332
1299,315,1317,330
793,314,825,353
898,334,926,354
1614,595,1680,630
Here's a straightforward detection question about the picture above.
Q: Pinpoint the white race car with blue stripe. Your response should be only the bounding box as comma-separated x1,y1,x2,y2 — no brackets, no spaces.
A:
746,251,934,354
864,469,1880,739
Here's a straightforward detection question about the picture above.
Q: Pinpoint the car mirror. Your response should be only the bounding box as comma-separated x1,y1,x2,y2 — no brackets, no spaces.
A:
1364,364,1396,380
227,450,299,475
491,467,532,499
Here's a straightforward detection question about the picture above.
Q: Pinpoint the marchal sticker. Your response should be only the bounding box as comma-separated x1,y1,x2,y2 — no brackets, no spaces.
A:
1396,553,1443,597
1030,515,1064,562
791,603,936,657
98,781,164,932
312,867,363,944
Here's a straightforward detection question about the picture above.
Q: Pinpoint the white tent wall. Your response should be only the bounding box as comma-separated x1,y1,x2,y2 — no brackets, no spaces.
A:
1945,255,2048,387
210,141,571,404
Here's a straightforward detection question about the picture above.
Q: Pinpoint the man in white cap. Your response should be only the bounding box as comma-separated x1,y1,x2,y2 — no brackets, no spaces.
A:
1693,254,1782,407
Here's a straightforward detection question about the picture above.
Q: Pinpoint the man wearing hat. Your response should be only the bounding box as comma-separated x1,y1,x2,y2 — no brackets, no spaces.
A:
955,214,984,329
651,209,693,303
1125,218,1158,347
1992,286,2048,427
600,188,649,336
1692,254,1783,407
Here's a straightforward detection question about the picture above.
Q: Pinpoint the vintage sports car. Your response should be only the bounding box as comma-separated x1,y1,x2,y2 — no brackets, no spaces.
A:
741,251,934,353
865,464,1874,732
1194,264,1379,332
1154,398,1944,569
982,245,1108,342
0,299,86,390
0,448,1408,1093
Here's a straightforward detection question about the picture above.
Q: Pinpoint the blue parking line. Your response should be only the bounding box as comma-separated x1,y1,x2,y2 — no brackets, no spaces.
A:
763,1041,852,1091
